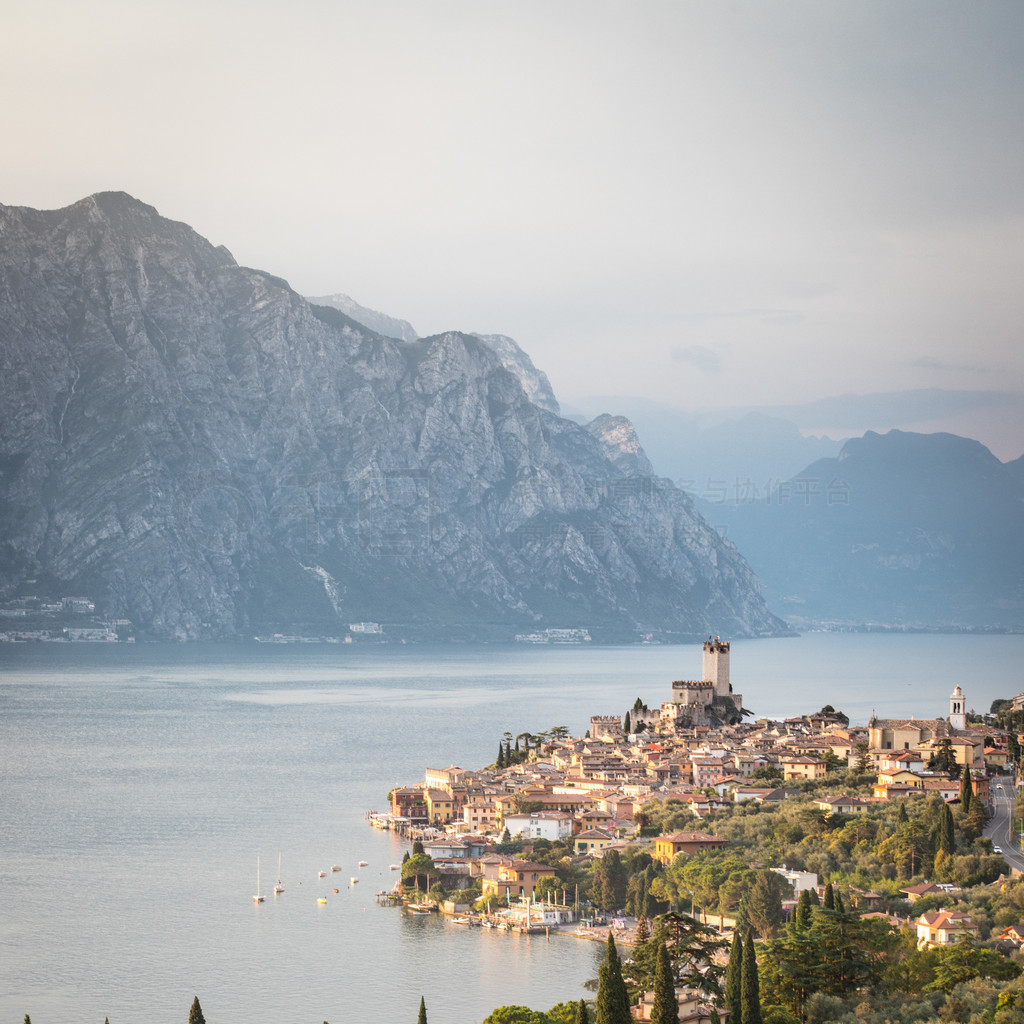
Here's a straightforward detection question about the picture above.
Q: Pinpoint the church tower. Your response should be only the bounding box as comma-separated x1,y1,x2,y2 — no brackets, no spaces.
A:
949,684,966,732
703,638,730,697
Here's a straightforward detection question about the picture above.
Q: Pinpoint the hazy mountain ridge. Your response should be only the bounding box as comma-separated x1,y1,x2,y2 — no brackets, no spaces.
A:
0,192,786,641
709,429,1024,629
306,292,420,343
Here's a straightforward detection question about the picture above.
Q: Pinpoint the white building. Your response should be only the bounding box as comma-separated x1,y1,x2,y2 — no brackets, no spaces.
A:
502,811,574,842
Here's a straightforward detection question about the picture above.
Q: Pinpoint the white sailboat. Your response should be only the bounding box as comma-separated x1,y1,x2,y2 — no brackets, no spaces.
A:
273,851,284,894
254,856,264,904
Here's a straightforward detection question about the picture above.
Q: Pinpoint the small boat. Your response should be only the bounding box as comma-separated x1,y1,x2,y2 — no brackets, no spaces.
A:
333,888,339,893
274,851,284,895
318,870,327,878
452,916,471,925
408,909,429,915
350,876,359,884
358,860,369,867
389,864,400,871
330,865,342,873
254,857,264,904
317,897,327,904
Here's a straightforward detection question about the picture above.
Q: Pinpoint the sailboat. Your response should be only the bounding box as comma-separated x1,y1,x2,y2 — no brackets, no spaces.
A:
273,851,284,894
254,856,264,904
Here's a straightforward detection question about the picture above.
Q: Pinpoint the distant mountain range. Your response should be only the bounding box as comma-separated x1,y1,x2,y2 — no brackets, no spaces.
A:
0,192,786,642
699,429,1024,630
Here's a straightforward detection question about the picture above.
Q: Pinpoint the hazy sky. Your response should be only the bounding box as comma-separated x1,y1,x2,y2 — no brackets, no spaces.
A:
4,1,1022,455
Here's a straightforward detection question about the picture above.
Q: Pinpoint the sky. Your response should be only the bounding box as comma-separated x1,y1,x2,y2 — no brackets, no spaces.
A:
3,0,1023,457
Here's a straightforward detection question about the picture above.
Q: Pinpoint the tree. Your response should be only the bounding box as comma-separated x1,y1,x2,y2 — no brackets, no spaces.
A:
723,929,743,1024
821,883,834,911
852,742,872,775
598,849,627,912
651,941,679,1024
482,1008,553,1024
928,936,1022,993
417,996,427,1024
596,933,631,1024
658,911,729,1001
402,852,437,893
790,890,813,935
741,930,762,1024
740,870,786,939
189,997,206,1024
575,999,590,1024
624,711,631,735
497,743,506,769
929,738,961,778
939,802,956,856
959,768,974,814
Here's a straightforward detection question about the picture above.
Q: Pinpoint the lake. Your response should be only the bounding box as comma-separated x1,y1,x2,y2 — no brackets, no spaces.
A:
1,633,1021,1024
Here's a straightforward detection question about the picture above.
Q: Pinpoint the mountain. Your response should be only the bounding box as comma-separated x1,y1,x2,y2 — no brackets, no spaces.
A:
306,292,420,343
306,298,561,416
0,192,787,642
710,429,1024,629
568,399,842,492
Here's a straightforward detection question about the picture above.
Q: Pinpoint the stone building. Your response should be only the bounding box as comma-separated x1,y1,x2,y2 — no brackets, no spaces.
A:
635,638,744,733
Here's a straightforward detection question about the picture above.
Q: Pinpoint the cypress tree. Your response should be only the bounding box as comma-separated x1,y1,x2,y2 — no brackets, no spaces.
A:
791,888,813,934
504,740,512,765
497,742,505,769
834,890,845,913
188,997,206,1024
651,940,679,1024
741,930,762,1024
960,769,974,814
940,802,956,855
898,802,909,824
624,711,631,735
596,933,631,1024
417,995,427,1024
575,999,590,1024
822,883,835,911
723,929,743,1024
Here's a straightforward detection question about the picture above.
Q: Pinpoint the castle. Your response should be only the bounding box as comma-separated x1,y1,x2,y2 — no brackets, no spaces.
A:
633,638,745,733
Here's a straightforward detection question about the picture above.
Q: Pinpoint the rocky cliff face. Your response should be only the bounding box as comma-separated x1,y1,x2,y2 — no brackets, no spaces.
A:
0,192,786,641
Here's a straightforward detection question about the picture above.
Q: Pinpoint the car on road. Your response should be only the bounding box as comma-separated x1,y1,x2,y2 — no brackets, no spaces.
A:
994,846,1003,853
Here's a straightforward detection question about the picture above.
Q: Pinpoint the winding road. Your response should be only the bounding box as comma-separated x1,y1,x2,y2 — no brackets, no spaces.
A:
986,779,1024,872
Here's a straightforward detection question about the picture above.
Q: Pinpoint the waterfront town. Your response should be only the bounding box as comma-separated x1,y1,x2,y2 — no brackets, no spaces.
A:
371,640,1024,1023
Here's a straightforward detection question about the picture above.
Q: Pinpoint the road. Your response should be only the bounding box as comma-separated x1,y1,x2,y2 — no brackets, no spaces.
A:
986,779,1024,872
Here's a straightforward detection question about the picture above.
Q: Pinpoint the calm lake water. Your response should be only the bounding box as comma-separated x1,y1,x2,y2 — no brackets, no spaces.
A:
1,633,1021,1024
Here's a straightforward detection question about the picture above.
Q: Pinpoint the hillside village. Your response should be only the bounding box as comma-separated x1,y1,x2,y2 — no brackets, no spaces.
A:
375,640,1024,1023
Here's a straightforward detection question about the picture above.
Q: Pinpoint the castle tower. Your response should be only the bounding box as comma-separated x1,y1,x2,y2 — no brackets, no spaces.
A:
949,684,966,732
703,638,730,697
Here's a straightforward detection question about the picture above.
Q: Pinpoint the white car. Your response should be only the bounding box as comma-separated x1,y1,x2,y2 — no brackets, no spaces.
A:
994,846,1003,854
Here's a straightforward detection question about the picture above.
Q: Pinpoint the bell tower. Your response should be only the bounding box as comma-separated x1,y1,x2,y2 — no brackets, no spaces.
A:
949,684,966,732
